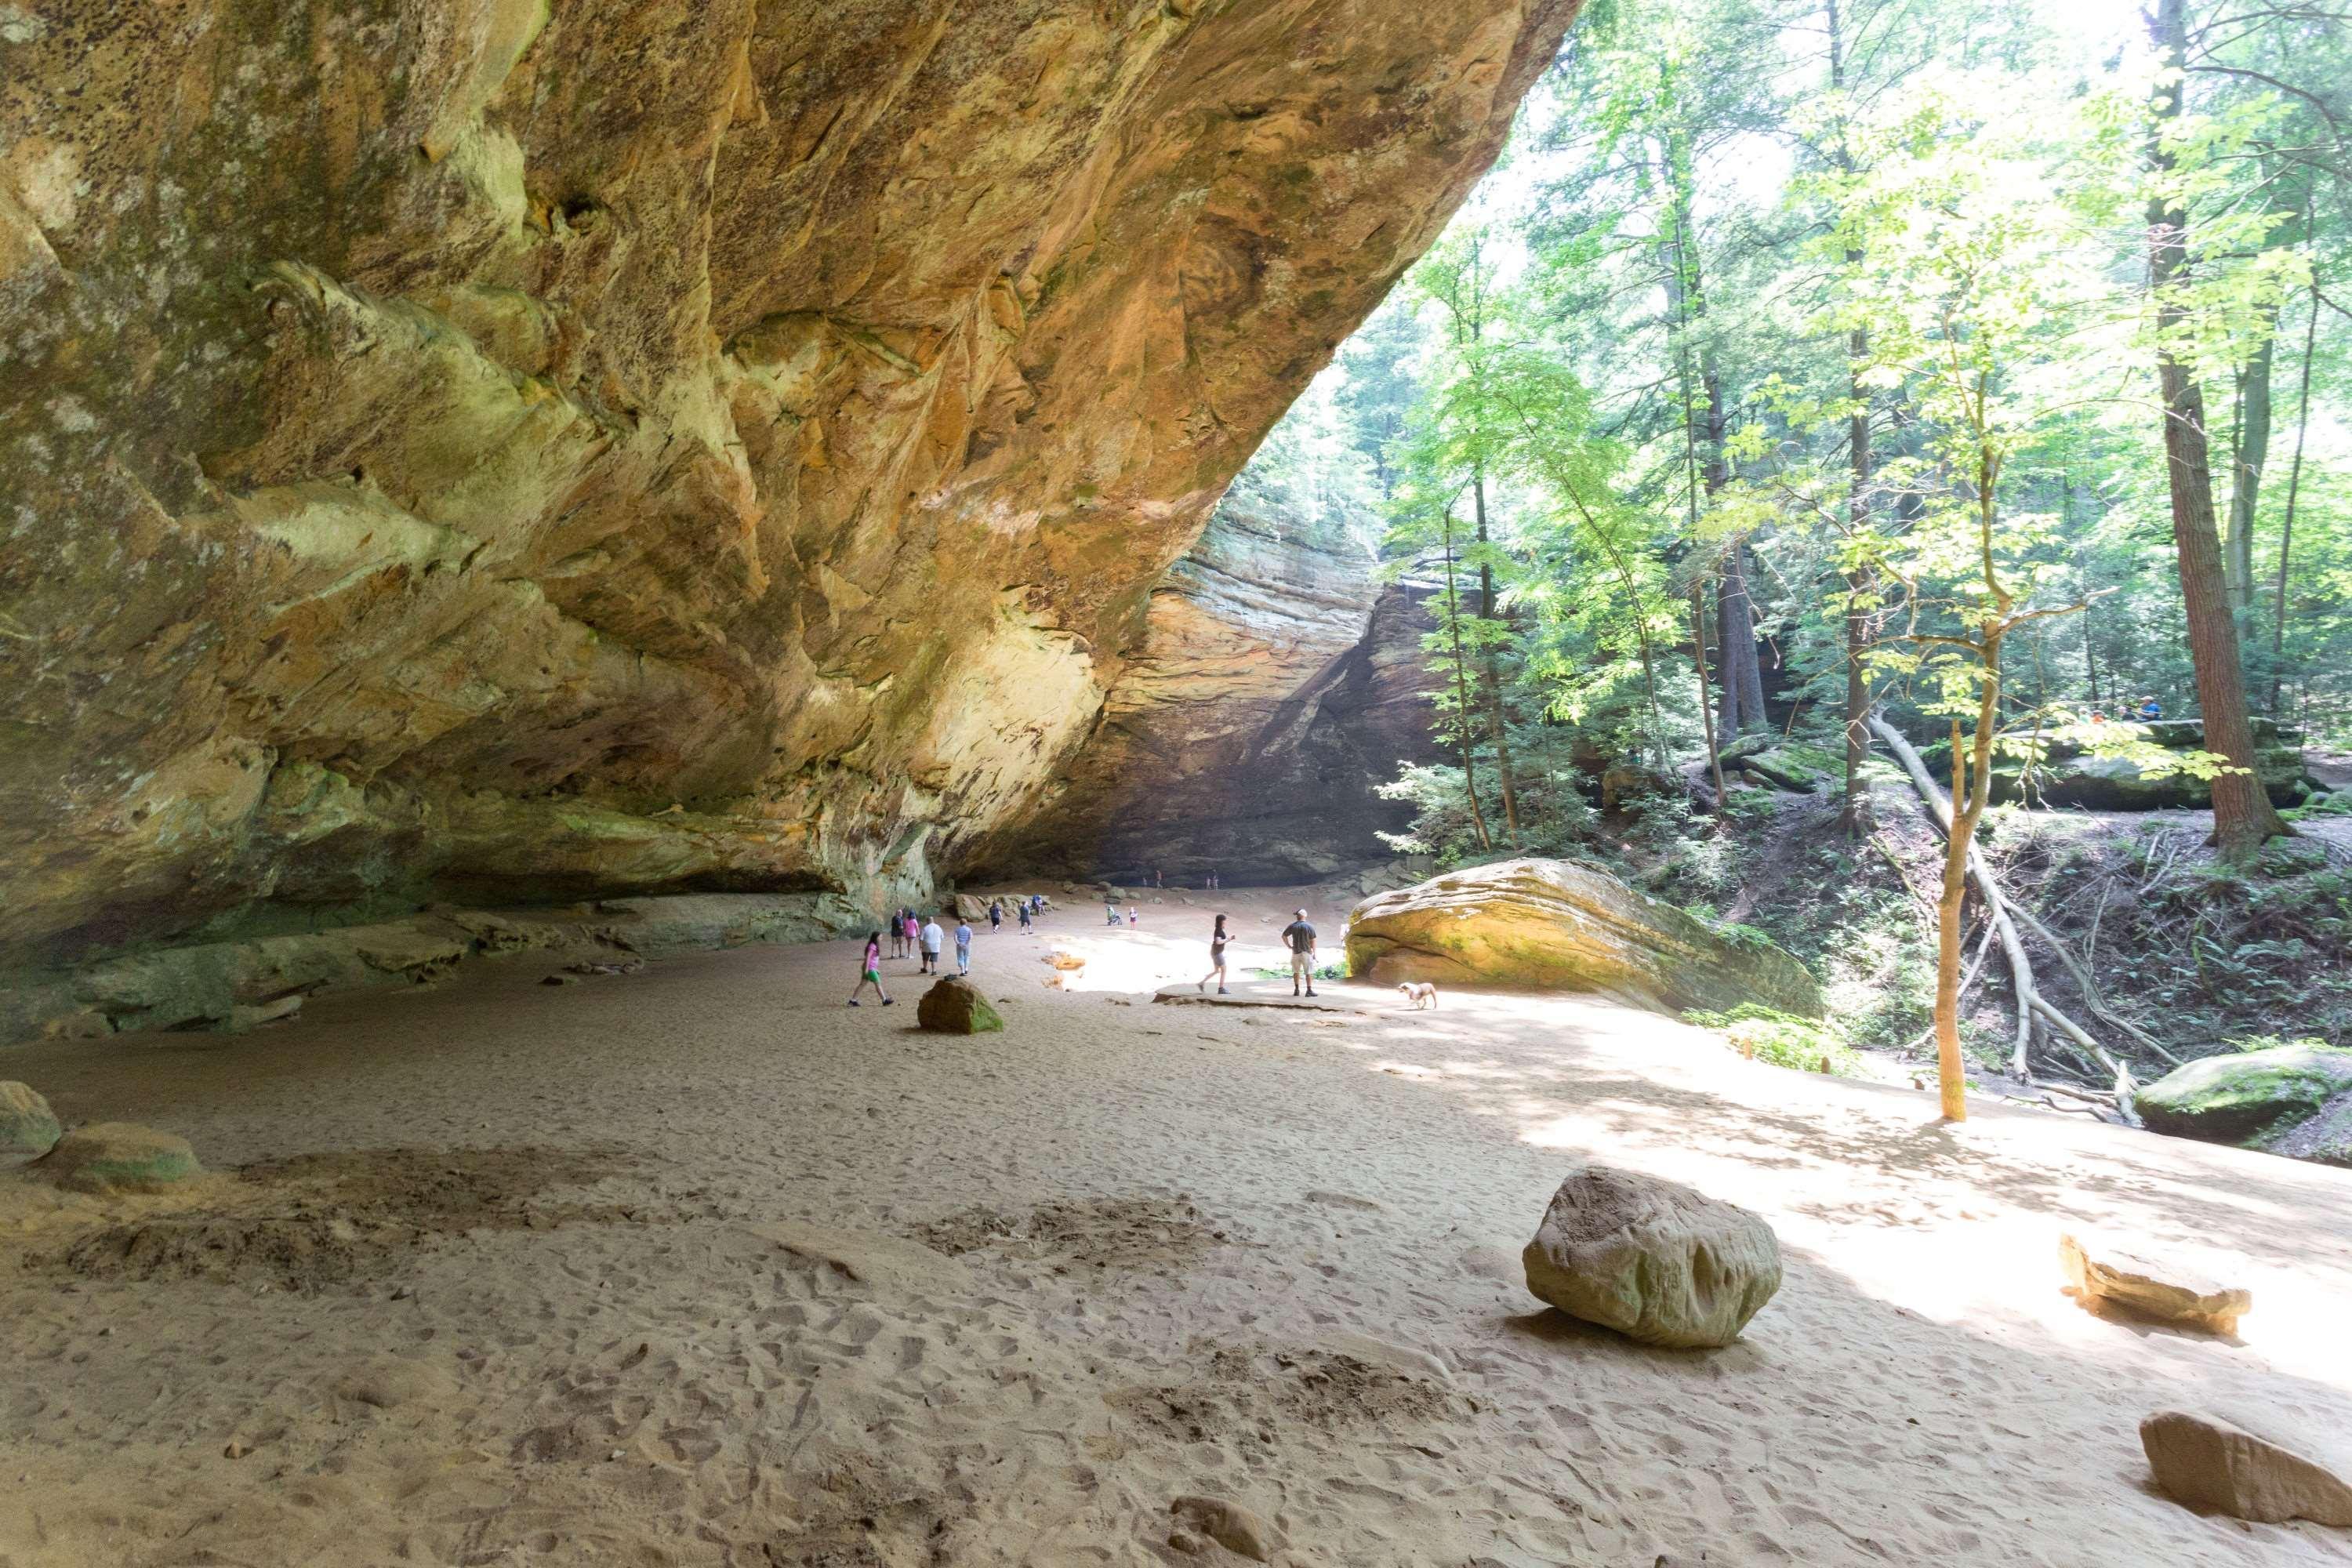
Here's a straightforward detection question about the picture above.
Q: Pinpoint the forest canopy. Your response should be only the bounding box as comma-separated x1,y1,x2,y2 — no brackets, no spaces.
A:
1225,0,2352,1104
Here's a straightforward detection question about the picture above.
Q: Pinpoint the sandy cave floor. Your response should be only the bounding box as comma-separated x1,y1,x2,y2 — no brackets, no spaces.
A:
3,887,2350,1567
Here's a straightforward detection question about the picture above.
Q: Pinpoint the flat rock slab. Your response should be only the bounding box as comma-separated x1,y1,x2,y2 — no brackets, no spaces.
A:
2143,1408,2352,1525
746,1220,972,1295
2060,1232,2249,1335
1150,985,1369,1014
36,1122,201,1193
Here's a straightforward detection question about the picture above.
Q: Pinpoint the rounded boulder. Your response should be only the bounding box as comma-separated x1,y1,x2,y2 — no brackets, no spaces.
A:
916,978,1004,1035
1522,1164,1781,1348
0,1081,64,1157
37,1122,203,1194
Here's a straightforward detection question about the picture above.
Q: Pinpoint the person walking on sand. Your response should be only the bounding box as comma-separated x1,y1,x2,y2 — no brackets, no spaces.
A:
954,916,973,975
1197,914,1231,995
1282,908,1319,998
1105,894,1120,926
920,913,944,975
988,899,1003,933
887,913,905,960
901,909,919,960
1127,906,1138,927
1018,899,1033,934
848,932,895,1007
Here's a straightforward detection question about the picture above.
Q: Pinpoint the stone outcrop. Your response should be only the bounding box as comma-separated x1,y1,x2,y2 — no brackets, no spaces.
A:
2142,1409,2352,1526
0,0,1577,974
37,1123,203,1194
0,891,855,1045
2058,1232,2250,1336
1521,1165,1782,1348
971,496,1443,885
2136,1044,2352,1166
1345,858,1824,1018
1919,719,2308,810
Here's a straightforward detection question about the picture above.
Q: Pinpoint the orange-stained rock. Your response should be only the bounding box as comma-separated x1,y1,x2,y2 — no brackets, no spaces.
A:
0,0,1578,971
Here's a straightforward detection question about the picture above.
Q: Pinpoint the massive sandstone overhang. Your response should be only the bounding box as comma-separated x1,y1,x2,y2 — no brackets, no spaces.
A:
0,0,1578,969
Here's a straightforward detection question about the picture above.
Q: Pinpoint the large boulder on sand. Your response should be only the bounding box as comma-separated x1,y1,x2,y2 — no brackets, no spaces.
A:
916,978,1004,1035
0,1082,63,1156
1346,858,1823,1018
2136,1044,2352,1165
2141,1409,2352,1525
36,1123,202,1193
1521,1165,1782,1348
2059,1232,2250,1335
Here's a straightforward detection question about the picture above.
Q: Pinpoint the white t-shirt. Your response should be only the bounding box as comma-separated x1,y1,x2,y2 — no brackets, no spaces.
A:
921,921,943,952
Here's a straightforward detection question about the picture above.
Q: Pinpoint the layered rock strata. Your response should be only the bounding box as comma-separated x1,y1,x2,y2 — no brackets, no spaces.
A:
0,0,1578,971
971,498,1442,884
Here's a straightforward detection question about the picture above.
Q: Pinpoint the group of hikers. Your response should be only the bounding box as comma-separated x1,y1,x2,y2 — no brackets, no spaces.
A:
849,896,1047,1007
848,891,1325,1005
2089,697,2165,724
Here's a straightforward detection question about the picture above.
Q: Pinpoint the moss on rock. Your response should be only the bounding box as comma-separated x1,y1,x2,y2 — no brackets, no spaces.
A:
2136,1044,2352,1146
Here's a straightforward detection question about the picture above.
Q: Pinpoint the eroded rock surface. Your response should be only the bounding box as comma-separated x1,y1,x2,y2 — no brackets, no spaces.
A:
975,497,1442,884
2142,1409,2352,1526
0,0,1576,970
1345,858,1824,1018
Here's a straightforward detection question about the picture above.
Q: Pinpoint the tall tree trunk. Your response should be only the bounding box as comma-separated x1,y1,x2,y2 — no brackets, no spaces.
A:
2146,0,2288,861
1442,507,1492,851
1691,583,1728,818
2227,315,2275,619
1829,0,1872,833
2271,268,2319,713
1474,471,1521,844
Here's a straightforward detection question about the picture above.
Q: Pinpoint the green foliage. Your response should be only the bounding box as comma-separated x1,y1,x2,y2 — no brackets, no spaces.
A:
1683,1004,1864,1076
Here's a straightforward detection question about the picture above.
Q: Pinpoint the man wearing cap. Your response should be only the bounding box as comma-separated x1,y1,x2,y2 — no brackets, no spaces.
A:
1280,908,1319,998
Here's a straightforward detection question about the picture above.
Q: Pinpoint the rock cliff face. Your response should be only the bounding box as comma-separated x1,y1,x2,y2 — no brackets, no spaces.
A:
0,0,1577,967
969,495,1442,884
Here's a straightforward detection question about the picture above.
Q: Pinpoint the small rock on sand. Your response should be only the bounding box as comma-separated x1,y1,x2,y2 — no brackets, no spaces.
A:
36,1123,201,1193
1169,1495,1281,1561
1,1082,64,1157
2142,1408,2352,1525
2060,1232,2249,1335
1522,1164,1780,1348
917,978,1004,1034
1304,1189,1384,1212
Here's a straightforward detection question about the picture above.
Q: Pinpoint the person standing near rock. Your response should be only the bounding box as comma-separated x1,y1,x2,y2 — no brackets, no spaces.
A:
1197,915,1232,995
954,916,974,975
848,932,895,1007
1282,909,1319,997
988,899,1003,933
920,913,945,975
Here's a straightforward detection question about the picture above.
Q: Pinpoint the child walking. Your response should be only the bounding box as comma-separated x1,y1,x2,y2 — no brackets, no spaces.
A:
1197,914,1230,995
848,932,894,1007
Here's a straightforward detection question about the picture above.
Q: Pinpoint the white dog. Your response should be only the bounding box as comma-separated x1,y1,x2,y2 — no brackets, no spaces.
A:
1396,981,1439,1011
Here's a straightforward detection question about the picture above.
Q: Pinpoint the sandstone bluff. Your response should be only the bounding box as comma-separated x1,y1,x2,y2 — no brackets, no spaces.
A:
0,0,1578,973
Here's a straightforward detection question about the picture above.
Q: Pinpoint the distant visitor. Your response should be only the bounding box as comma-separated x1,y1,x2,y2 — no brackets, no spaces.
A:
1283,909,1319,998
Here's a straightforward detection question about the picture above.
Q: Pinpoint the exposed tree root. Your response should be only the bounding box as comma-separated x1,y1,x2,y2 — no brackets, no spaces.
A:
1866,717,2138,1123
